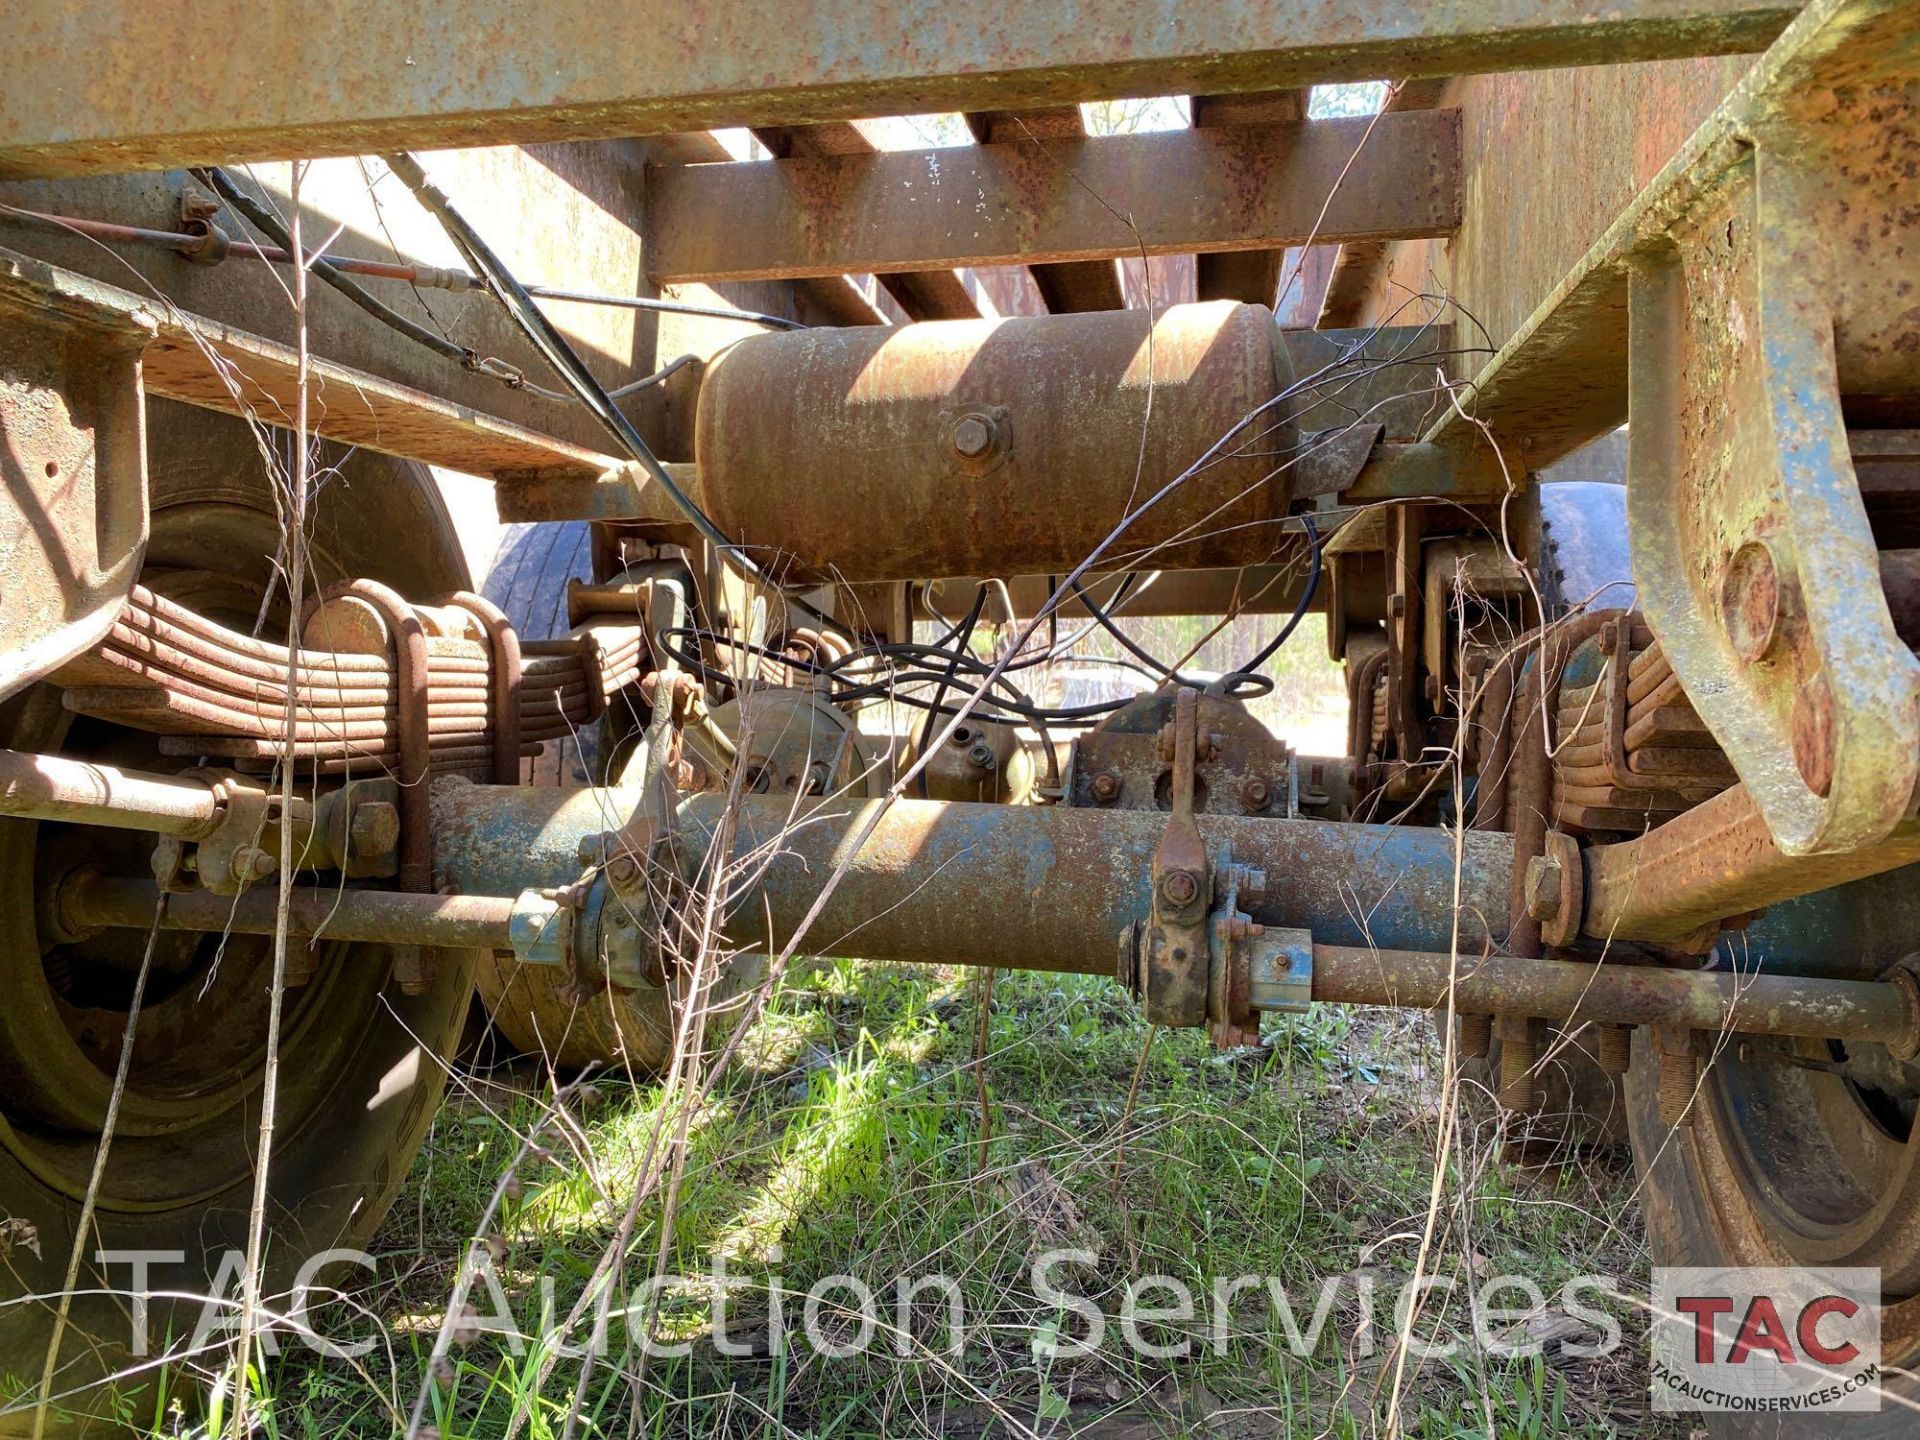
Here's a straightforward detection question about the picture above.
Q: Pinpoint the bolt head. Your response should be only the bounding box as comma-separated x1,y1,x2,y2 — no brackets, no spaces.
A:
237,845,276,881
1090,771,1123,804
348,800,401,858
607,854,641,886
1240,777,1271,811
1160,870,1199,907
967,743,997,769
950,414,994,459
1721,537,1783,664
1523,854,1564,922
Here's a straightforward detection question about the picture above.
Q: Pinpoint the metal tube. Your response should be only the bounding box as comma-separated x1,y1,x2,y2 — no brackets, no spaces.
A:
65,873,1914,1050
0,748,220,836
692,303,1302,583
61,872,514,949
428,781,1514,972
1311,944,1920,1049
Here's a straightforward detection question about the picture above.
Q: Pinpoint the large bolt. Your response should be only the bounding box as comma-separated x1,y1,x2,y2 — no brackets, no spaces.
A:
1523,854,1564,924
1720,537,1783,664
1658,1031,1699,1127
1496,1014,1538,1112
1458,1012,1491,1059
1596,1024,1633,1075
950,414,994,459
235,845,276,883
1090,771,1123,804
607,853,641,887
348,800,401,859
1239,777,1271,812
393,943,434,997
1159,870,1199,907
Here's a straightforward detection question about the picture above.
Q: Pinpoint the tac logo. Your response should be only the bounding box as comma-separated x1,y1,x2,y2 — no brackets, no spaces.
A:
1650,1266,1882,1413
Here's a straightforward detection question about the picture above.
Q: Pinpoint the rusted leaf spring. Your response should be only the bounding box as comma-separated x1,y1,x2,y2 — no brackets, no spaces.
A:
1552,629,1738,833
48,583,640,775
61,871,512,950
334,579,433,891
1582,783,1920,944
1312,944,1920,1051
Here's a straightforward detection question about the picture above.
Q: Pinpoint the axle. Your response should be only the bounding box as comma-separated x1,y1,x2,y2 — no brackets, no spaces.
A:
37,765,1920,1055
58,873,1920,1052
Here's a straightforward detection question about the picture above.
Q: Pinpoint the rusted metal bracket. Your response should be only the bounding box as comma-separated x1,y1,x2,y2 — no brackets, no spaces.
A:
1627,142,1920,856
326,580,432,891
1385,507,1425,764
0,252,152,700
445,591,523,786
1130,688,1214,1028
1207,850,1268,1048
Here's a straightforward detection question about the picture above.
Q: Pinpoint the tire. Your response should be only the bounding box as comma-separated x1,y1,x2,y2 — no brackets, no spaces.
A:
474,530,764,1072
1548,477,1920,1431
1626,866,1920,1436
481,521,601,787
0,402,479,1430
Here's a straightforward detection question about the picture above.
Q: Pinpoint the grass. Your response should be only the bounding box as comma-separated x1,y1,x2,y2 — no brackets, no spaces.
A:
178,955,1686,1439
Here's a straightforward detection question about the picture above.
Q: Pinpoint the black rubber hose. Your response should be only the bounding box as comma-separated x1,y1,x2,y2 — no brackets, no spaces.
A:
195,166,473,365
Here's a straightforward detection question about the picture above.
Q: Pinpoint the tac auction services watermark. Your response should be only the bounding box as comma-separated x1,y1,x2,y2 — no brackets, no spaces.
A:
1651,1266,1881,1414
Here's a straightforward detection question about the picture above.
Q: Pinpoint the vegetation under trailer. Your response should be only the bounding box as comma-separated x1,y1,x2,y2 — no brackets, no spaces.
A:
0,0,1917,1435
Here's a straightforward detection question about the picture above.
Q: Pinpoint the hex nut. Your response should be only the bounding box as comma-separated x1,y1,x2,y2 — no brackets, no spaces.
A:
1159,870,1199,907
1090,771,1123,804
1240,777,1271,812
950,414,994,459
236,845,276,882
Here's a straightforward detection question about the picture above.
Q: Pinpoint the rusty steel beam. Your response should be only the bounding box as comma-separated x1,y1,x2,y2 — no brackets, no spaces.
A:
791,273,890,327
963,107,1126,312
752,123,982,320
1423,0,1910,473
1316,79,1451,327
0,3,1793,179
647,112,1463,283
658,130,887,327
1581,785,1920,944
1192,90,1310,307
1,246,622,483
